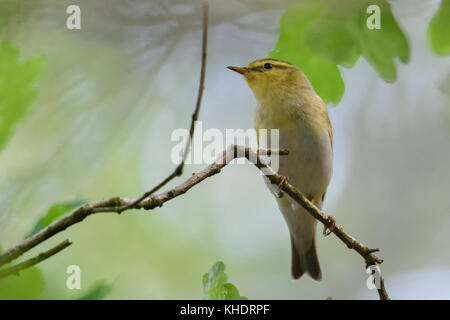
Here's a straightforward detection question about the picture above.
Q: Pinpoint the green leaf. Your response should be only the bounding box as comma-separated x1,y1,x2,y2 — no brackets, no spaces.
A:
359,0,410,82
304,0,409,82
270,2,345,104
202,261,247,300
428,0,450,56
78,281,112,300
0,267,45,299
26,200,84,238
223,283,247,300
0,41,45,152
270,0,409,103
303,1,362,68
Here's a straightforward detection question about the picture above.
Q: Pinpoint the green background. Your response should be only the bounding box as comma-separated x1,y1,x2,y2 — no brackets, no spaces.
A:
0,0,449,299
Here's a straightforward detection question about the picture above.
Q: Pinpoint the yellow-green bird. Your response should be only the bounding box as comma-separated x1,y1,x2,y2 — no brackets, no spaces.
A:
228,58,333,280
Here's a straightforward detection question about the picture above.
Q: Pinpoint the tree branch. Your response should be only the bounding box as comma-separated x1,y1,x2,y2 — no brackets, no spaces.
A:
0,146,388,299
118,2,209,213
377,277,389,300
0,240,72,279
0,147,285,267
247,148,390,300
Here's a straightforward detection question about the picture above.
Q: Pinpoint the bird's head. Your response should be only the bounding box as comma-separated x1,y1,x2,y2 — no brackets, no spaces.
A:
227,58,311,105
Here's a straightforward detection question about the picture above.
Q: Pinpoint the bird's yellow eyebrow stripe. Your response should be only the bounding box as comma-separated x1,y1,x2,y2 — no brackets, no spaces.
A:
248,58,294,70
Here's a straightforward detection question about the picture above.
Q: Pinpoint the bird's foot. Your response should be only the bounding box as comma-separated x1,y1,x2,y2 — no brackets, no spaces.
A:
276,175,289,198
323,216,336,236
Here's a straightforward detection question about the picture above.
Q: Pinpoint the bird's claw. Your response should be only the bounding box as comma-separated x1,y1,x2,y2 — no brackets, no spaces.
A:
277,175,289,198
323,216,336,236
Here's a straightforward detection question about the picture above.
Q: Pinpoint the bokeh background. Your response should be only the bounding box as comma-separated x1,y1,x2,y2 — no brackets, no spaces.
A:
0,0,449,299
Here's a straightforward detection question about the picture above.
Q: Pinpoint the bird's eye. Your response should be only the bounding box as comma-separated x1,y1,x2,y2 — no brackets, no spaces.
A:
264,62,273,70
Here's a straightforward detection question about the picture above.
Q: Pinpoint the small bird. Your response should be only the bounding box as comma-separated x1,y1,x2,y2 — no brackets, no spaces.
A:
228,58,334,280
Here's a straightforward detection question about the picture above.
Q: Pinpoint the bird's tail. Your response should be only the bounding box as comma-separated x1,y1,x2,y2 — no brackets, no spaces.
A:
290,231,322,281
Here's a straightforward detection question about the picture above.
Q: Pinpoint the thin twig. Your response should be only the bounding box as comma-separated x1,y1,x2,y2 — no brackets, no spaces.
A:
377,277,389,300
0,240,72,279
118,2,209,213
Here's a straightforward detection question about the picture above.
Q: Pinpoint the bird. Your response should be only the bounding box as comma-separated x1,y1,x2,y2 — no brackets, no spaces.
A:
228,58,334,280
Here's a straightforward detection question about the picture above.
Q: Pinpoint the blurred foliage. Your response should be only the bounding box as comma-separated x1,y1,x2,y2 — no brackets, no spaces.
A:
77,281,112,300
270,1,344,104
0,1,19,33
0,267,44,299
202,261,247,300
270,0,409,104
0,41,45,152
26,200,84,238
0,0,448,300
305,0,409,80
427,0,450,56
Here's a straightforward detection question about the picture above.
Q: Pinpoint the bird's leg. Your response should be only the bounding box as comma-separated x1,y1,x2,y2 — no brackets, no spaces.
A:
323,216,336,236
276,175,289,198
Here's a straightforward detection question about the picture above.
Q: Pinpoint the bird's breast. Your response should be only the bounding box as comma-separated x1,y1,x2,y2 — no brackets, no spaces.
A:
256,109,333,199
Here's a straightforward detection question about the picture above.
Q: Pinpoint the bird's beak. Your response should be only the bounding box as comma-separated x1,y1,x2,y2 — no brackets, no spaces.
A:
227,66,248,75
